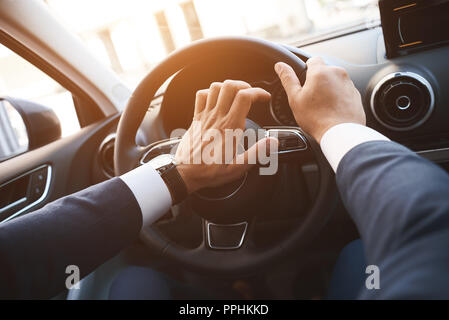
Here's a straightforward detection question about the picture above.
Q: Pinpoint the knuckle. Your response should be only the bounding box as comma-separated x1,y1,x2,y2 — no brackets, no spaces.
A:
236,89,251,100
223,80,251,90
223,79,235,86
332,66,348,77
196,89,208,98
223,79,237,90
239,80,251,89
209,82,222,90
313,67,330,80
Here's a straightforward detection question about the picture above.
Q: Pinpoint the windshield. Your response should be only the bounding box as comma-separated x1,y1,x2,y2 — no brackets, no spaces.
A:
46,0,380,89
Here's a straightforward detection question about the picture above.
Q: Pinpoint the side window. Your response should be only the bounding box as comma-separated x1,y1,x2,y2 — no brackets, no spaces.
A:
0,43,80,160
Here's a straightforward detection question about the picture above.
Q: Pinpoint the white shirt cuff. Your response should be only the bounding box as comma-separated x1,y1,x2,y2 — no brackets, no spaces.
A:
320,123,390,172
120,164,172,228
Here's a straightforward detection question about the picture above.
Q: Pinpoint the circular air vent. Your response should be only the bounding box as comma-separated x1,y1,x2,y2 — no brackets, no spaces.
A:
370,72,434,131
98,134,116,178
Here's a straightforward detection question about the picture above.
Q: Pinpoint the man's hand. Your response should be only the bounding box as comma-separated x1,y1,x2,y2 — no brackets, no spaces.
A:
274,57,366,143
175,80,276,194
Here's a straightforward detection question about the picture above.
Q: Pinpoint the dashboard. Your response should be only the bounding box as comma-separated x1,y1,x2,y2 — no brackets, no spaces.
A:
154,28,449,159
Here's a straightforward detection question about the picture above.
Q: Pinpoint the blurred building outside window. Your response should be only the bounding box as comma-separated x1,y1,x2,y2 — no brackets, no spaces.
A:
45,0,379,90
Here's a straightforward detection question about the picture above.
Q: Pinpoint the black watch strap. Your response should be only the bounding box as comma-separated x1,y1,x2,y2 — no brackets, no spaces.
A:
160,165,188,205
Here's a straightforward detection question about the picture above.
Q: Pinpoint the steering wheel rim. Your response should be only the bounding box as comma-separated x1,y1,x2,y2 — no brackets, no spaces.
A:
114,36,337,275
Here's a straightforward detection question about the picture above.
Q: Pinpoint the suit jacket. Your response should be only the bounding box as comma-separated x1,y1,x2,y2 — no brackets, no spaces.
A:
1,140,449,299
0,178,142,299
337,141,449,299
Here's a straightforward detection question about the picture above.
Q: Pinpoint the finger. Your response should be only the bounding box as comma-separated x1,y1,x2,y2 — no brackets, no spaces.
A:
194,89,208,115
227,88,271,123
274,62,302,97
205,82,223,111
232,137,278,173
216,80,251,115
306,56,326,69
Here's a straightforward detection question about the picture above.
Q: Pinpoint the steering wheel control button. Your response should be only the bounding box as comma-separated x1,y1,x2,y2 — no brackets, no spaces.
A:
370,72,435,131
206,221,248,250
265,128,307,153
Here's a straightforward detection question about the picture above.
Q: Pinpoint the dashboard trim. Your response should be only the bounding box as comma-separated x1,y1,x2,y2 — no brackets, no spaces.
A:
417,147,449,163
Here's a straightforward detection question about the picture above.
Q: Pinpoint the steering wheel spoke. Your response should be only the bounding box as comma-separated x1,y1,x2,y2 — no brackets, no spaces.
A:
264,127,314,162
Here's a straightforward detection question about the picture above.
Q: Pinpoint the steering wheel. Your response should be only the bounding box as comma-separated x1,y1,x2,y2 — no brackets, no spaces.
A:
114,37,337,275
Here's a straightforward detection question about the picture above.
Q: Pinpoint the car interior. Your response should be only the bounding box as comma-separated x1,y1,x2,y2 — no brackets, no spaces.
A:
1,0,449,299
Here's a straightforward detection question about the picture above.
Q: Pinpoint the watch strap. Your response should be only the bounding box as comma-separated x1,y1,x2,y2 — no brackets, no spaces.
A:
160,164,188,205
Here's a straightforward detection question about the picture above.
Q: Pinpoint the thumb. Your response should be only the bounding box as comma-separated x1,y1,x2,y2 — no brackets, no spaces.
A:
232,137,279,175
274,62,302,97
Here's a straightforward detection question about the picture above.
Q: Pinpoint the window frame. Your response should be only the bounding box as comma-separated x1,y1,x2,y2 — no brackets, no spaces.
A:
0,30,105,128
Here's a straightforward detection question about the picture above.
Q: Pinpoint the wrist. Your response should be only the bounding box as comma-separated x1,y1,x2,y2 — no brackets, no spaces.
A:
319,122,389,172
147,154,189,204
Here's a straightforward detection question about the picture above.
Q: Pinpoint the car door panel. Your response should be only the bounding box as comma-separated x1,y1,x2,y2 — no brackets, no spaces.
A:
0,113,120,223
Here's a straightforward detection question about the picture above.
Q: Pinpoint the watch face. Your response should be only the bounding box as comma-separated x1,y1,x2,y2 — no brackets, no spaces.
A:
149,154,174,170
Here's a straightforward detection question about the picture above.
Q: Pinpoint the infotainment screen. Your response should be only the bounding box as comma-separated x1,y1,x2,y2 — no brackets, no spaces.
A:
380,0,449,58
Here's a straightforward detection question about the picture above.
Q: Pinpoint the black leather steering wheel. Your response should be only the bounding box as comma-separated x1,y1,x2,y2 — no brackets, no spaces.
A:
114,36,336,275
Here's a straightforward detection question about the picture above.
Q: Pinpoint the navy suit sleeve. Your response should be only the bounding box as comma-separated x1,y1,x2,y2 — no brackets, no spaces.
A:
337,141,449,299
0,177,142,299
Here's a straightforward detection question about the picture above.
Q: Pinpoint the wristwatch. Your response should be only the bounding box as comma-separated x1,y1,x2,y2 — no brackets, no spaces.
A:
147,153,188,205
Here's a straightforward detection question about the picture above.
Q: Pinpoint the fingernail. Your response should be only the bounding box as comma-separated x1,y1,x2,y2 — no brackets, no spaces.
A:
274,62,282,73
